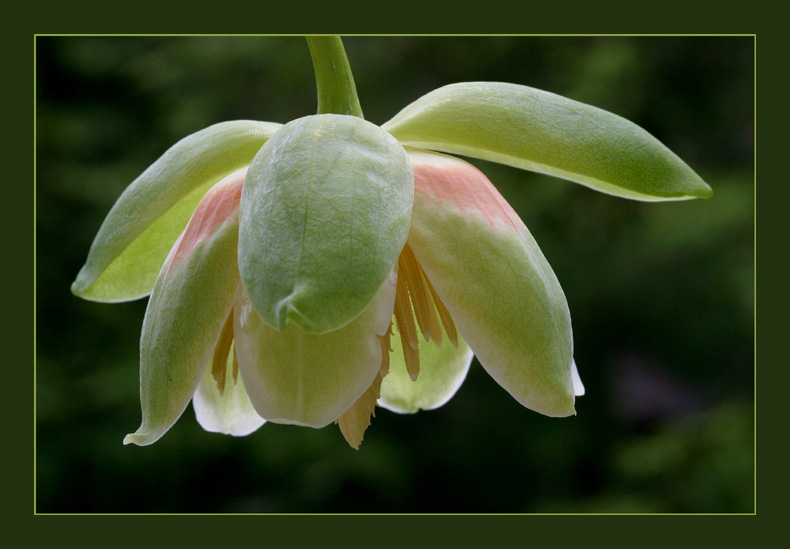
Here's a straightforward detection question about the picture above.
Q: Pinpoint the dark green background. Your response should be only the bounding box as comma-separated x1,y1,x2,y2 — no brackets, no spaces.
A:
35,36,754,513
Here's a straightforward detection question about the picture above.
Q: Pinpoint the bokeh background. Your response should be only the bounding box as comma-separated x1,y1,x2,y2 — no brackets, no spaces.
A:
35,35,754,513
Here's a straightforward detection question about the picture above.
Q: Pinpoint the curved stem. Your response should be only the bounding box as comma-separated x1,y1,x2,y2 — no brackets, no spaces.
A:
306,36,363,118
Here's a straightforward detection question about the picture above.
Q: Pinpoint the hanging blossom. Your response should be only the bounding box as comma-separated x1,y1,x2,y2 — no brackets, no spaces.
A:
71,38,711,449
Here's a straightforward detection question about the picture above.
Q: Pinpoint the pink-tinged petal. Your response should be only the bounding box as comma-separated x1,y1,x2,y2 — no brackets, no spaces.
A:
166,169,246,273
404,149,525,233
234,268,397,428
124,169,246,446
405,150,576,417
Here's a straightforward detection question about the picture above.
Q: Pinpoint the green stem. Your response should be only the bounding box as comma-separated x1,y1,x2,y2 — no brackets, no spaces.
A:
306,36,363,118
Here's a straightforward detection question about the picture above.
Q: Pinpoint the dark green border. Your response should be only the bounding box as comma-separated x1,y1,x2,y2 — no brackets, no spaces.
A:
26,31,766,545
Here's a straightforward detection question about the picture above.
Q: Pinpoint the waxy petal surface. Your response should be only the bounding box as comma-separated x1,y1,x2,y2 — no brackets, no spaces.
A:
384,82,711,201
193,345,266,436
239,114,413,334
379,320,474,414
73,121,280,302
124,170,246,446
405,150,576,417
234,269,397,428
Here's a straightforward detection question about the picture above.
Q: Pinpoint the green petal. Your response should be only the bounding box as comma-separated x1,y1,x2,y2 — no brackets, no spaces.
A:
124,171,245,446
193,343,266,437
379,319,473,414
406,150,576,417
72,120,281,302
384,82,711,201
233,268,397,428
239,114,413,334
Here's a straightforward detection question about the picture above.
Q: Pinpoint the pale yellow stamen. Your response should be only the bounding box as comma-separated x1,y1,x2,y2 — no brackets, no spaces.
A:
399,244,435,342
420,265,458,348
379,323,392,377
415,263,443,346
231,347,239,384
337,328,392,449
393,257,420,381
211,307,235,395
337,246,460,449
337,374,384,450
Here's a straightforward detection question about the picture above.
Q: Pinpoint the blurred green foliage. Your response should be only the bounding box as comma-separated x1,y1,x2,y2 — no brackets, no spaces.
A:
35,36,754,513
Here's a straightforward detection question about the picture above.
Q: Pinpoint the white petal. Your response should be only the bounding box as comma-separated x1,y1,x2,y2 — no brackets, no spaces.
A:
234,269,397,428
193,345,266,436
572,360,585,397
379,319,474,414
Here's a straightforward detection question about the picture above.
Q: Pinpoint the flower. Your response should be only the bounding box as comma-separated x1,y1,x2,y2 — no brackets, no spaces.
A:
72,61,710,449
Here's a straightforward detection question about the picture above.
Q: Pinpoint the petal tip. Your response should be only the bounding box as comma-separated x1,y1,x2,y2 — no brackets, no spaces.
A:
553,403,578,418
678,175,713,200
277,295,364,335
122,433,142,446
70,268,91,297
70,280,84,298
697,183,714,199
532,389,577,418
670,176,713,201
281,300,319,333
123,429,161,447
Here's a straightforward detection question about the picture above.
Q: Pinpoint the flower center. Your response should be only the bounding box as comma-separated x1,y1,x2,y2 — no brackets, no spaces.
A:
337,243,458,448
206,244,458,448
393,243,458,381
